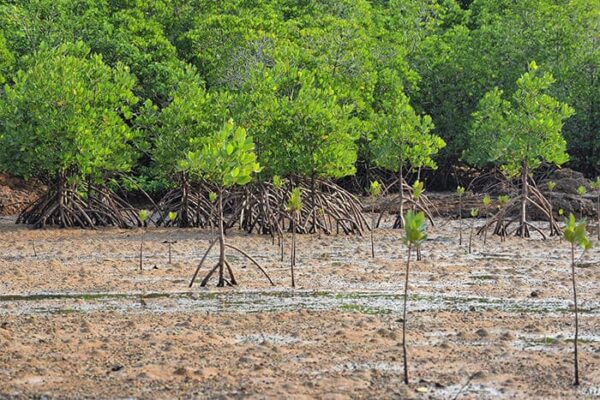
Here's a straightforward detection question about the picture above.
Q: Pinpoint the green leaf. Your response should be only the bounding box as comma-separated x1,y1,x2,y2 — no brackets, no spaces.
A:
403,210,427,246
138,209,149,222
369,180,381,198
287,187,302,212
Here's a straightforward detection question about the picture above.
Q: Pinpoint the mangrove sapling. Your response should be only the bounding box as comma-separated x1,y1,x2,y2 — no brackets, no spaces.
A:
31,240,37,257
184,120,274,287
288,188,302,288
591,177,600,240
138,209,149,271
166,212,177,264
464,62,574,238
577,185,586,220
482,195,491,246
401,210,427,385
562,214,592,386
469,208,479,254
369,180,382,258
456,186,465,246
370,77,444,230
147,69,230,228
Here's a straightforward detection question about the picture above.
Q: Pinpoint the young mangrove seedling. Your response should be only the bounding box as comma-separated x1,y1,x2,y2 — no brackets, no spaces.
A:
577,185,586,219
456,186,465,246
288,187,302,288
463,62,574,238
167,211,177,264
563,213,592,386
138,209,149,271
369,180,382,258
482,195,491,246
591,177,600,240
469,207,479,254
547,181,556,192
401,210,427,385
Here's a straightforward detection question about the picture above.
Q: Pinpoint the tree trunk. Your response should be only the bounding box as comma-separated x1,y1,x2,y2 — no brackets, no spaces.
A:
398,164,405,228
311,173,317,233
371,204,375,258
291,212,296,288
57,171,66,228
519,161,529,237
181,172,189,227
469,221,474,254
571,243,580,386
459,196,463,246
402,243,412,385
139,230,144,271
217,188,226,287
483,209,488,246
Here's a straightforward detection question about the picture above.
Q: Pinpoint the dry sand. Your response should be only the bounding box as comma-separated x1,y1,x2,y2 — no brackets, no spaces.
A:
0,214,599,399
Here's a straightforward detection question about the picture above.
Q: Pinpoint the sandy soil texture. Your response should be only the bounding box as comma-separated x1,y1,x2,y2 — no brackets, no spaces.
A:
0,215,599,399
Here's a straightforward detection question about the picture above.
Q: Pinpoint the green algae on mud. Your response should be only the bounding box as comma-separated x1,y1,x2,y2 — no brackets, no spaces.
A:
1,289,599,318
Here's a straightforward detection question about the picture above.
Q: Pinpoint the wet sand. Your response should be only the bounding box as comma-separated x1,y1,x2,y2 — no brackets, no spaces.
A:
0,215,599,399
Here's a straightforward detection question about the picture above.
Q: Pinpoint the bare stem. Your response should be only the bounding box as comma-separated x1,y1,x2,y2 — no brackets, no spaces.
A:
402,243,412,385
571,243,580,386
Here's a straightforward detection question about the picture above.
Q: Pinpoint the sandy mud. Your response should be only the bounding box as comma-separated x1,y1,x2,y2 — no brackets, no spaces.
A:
0,215,599,399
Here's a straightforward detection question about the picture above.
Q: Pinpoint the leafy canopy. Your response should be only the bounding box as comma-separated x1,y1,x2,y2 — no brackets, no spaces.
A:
145,67,231,178
180,119,261,188
464,61,574,177
0,41,138,182
371,69,445,172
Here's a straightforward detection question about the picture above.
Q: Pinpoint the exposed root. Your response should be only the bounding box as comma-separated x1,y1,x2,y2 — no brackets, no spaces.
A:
18,184,140,228
227,179,368,236
477,184,560,240
155,180,217,228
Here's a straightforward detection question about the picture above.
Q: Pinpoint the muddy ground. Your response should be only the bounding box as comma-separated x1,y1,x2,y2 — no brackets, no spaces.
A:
0,214,599,399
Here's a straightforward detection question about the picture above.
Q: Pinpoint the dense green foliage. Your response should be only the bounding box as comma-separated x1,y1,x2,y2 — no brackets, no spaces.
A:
0,42,138,183
464,62,574,177
181,120,261,189
0,0,597,190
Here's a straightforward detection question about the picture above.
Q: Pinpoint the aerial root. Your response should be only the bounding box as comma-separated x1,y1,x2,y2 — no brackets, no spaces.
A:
18,184,141,228
228,179,367,237
477,189,560,240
